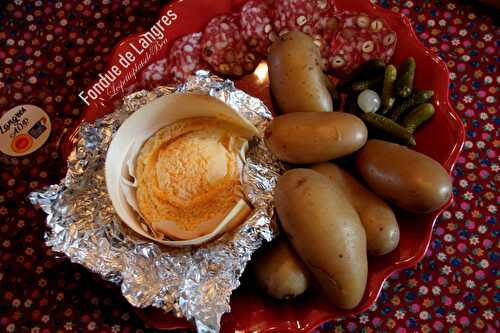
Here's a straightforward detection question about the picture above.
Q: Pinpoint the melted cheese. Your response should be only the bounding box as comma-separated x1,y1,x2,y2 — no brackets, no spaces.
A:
135,117,249,240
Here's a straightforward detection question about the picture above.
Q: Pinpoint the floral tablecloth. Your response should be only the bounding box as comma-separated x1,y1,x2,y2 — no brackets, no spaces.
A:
0,1,498,332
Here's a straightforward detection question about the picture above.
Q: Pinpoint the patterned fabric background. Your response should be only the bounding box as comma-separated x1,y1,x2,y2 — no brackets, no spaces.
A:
0,1,498,332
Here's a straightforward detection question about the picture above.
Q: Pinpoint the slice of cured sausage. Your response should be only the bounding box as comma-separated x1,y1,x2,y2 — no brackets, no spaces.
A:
323,11,397,75
141,58,171,89
167,32,208,82
201,13,260,76
273,0,334,36
240,0,277,55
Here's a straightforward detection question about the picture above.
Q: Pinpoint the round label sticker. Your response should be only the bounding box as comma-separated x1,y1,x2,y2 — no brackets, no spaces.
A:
0,105,52,157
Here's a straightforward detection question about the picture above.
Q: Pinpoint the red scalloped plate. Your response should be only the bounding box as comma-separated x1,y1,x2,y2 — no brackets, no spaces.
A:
61,0,465,332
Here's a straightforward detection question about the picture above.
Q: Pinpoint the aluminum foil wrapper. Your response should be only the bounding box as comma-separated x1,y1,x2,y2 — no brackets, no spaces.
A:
29,71,286,333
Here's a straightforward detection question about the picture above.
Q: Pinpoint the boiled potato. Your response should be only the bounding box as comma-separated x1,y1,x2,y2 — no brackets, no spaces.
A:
275,169,367,309
312,163,400,256
253,238,310,299
265,112,368,164
356,139,452,213
268,31,333,114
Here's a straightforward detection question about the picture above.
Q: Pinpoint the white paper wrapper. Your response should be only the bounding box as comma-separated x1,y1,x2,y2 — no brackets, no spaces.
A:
29,71,286,332
106,92,259,246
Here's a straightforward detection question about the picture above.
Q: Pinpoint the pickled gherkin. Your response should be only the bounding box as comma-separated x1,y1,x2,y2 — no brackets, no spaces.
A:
338,59,386,90
357,112,416,146
380,64,397,114
395,57,416,98
390,90,434,121
401,103,435,133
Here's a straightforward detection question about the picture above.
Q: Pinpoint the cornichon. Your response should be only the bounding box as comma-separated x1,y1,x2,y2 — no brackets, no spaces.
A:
347,76,384,94
380,64,397,114
390,89,434,121
338,59,385,90
357,112,416,146
395,57,416,98
401,103,435,133
323,74,342,110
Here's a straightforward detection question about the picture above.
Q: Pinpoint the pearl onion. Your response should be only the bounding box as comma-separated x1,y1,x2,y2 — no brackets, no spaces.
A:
357,89,381,113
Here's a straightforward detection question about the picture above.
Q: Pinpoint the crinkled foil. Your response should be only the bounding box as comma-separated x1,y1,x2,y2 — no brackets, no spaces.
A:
29,71,286,333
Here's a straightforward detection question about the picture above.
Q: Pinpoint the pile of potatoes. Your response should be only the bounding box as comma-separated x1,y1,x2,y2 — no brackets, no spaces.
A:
253,31,453,310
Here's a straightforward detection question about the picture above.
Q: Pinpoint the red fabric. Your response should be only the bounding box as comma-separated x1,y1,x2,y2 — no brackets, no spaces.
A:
0,1,498,332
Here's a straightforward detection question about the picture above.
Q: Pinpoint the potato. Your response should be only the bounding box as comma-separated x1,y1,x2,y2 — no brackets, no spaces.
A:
265,112,368,164
268,31,333,114
356,139,452,213
253,238,310,299
275,169,368,309
312,163,399,256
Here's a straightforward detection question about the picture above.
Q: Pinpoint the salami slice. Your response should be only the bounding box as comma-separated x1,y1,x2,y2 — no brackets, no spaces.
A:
273,0,334,36
201,13,260,76
240,0,277,54
323,11,397,75
141,58,172,89
312,10,343,70
167,32,208,82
